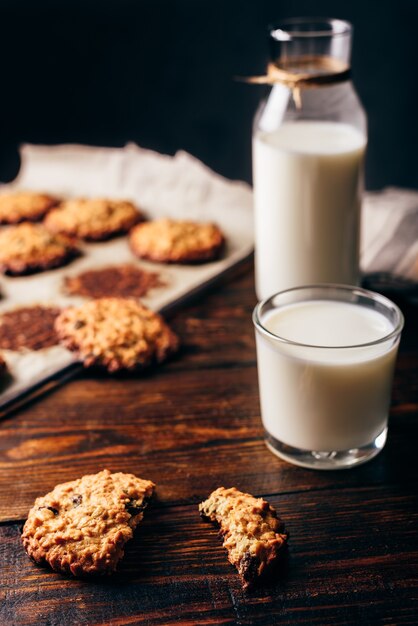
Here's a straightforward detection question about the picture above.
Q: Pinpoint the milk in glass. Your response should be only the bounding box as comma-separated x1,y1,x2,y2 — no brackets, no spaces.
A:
255,299,399,454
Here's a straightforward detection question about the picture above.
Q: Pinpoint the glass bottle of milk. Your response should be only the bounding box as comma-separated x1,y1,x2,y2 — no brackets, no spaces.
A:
253,18,367,300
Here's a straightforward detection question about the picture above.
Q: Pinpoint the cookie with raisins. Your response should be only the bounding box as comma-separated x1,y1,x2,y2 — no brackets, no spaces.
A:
22,469,155,576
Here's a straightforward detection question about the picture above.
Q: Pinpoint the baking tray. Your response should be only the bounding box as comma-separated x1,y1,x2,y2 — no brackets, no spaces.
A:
0,144,254,415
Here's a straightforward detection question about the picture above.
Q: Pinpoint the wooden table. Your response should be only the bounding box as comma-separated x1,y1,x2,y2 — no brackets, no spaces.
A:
1,268,417,625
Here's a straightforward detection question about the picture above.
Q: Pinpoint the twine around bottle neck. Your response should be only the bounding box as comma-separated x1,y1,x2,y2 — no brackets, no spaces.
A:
244,55,351,109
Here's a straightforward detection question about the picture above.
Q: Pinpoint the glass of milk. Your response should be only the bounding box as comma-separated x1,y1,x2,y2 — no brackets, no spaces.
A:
253,285,403,469
253,18,367,300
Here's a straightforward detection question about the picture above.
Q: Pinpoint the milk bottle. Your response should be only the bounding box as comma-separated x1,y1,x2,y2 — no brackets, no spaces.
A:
252,19,367,299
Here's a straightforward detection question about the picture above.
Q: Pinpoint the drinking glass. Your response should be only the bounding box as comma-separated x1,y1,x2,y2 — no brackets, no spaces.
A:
253,285,404,469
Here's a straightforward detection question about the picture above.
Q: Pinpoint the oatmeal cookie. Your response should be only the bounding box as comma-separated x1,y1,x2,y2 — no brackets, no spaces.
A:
0,191,59,224
199,487,288,589
129,218,225,263
44,198,143,241
0,223,79,275
64,264,163,299
55,297,179,372
22,469,155,577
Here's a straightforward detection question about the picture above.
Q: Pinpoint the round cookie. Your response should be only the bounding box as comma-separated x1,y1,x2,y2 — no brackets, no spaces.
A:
129,218,225,263
55,297,179,372
0,191,59,224
44,198,143,241
21,469,155,577
0,223,80,275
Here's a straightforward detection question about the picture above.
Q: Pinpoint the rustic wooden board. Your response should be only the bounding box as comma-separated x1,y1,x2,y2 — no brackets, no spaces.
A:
0,270,417,625
1,485,417,625
0,364,417,522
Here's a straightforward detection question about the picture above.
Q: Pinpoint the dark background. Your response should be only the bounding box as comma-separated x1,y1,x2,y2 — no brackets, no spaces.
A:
0,0,417,190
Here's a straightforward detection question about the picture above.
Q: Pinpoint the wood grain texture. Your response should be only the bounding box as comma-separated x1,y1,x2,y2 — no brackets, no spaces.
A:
1,485,417,625
0,270,417,625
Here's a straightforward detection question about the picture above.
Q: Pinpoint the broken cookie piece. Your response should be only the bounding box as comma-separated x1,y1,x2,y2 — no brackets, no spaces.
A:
22,469,155,577
199,486,288,589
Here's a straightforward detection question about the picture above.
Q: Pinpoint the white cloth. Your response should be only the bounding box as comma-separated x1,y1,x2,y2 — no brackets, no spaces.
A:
361,187,418,281
13,143,253,232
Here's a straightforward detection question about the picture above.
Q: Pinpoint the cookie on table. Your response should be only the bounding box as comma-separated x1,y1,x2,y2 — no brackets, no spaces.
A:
0,191,59,224
44,198,143,241
22,469,155,577
129,218,225,263
0,223,80,275
55,297,179,372
199,487,288,589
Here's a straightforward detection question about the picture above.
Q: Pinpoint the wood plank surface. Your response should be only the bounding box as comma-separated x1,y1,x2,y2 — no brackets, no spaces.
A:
0,270,417,625
1,485,417,625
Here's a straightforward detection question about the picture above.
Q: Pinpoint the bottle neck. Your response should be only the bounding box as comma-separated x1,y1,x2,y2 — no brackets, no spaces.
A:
254,19,365,134
269,18,352,74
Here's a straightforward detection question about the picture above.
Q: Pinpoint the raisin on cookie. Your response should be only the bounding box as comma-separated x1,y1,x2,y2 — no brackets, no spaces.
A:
0,191,59,224
44,198,143,241
0,223,80,275
55,297,179,372
129,218,225,263
199,487,288,589
21,469,155,577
